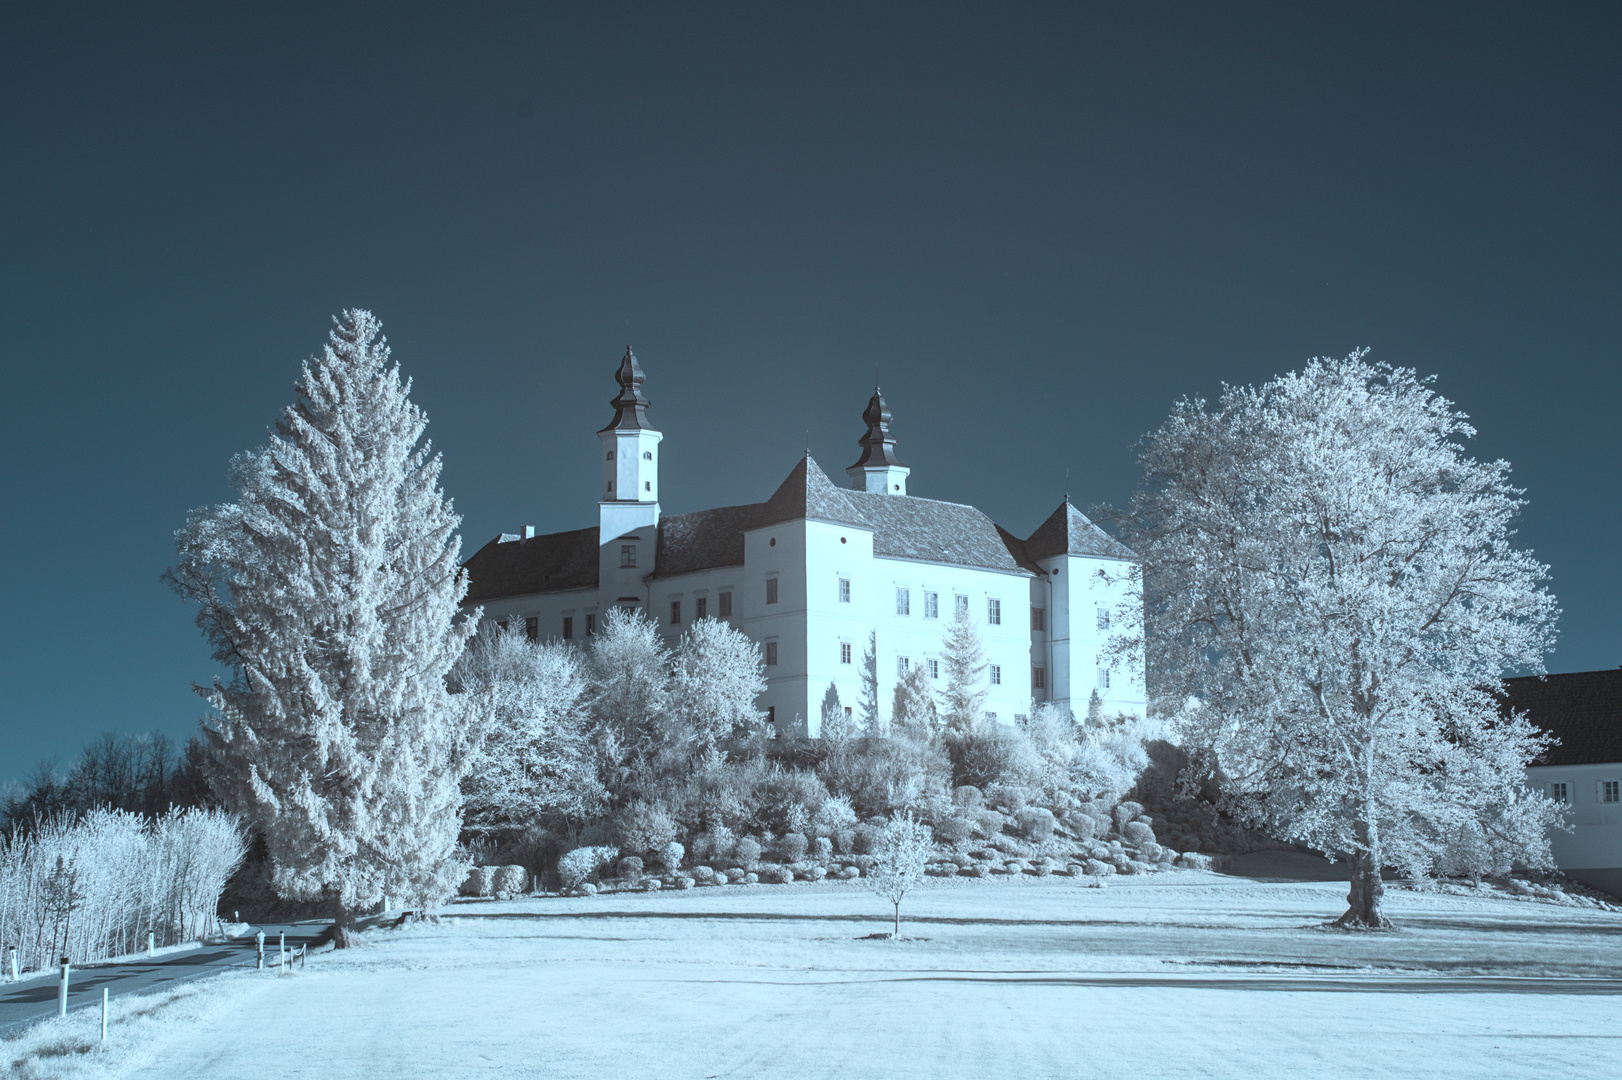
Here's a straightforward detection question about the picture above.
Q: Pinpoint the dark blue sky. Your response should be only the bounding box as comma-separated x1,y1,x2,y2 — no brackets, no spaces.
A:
3,2,1618,782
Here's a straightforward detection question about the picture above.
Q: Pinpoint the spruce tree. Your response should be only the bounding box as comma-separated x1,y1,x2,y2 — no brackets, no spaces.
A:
168,310,475,941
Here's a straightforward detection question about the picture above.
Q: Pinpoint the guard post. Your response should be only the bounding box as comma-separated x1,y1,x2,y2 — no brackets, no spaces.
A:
57,957,70,1017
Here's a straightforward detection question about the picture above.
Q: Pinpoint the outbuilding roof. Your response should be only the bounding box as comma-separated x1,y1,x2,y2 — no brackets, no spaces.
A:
1503,669,1622,767
463,525,599,603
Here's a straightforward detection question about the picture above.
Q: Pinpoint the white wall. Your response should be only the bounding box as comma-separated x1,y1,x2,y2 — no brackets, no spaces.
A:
1035,553,1144,718
1527,762,1622,876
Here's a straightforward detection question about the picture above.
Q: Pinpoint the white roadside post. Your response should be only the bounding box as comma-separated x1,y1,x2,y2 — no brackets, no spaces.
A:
279,932,285,970
255,930,265,971
57,957,70,1017
7,945,16,982
147,931,154,958
101,988,108,1043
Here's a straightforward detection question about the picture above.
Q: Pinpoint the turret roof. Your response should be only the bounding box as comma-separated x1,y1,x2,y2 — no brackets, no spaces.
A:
1024,501,1135,561
599,346,654,433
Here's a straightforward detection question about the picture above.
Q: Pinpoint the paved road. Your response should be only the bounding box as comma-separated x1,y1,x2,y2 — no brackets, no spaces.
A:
0,922,331,1036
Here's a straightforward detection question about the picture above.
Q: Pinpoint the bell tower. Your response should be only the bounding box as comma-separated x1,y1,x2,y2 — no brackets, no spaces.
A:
846,387,910,495
598,347,662,544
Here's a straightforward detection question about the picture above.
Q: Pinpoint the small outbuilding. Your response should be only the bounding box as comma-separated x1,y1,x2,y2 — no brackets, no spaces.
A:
1505,668,1622,896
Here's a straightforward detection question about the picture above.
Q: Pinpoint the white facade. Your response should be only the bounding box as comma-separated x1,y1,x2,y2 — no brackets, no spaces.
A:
1528,762,1622,896
465,354,1146,737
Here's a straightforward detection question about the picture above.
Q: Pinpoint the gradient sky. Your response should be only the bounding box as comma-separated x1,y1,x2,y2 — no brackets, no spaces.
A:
3,2,1618,783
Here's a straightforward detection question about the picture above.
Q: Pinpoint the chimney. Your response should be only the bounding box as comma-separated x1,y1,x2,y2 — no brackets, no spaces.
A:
522,525,536,540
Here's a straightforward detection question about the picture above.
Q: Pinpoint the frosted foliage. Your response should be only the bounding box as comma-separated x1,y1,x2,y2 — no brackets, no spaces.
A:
891,662,939,736
1121,353,1560,927
0,808,246,973
940,608,988,730
168,310,476,918
858,632,881,736
819,683,853,744
457,620,604,832
586,607,671,748
670,617,767,750
868,815,933,937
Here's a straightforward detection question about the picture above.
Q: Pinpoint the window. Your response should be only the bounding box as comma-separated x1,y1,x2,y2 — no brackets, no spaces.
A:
695,596,707,620
841,642,852,664
896,588,910,616
766,577,779,604
1032,666,1046,690
643,451,653,460
955,594,969,618
928,659,939,679
838,578,850,603
1097,606,1111,631
525,616,538,642
606,450,614,460
987,598,1001,625
718,591,732,617
585,613,596,636
897,656,910,676
562,616,573,640
1549,782,1570,804
644,481,651,491
1603,780,1620,804
843,707,853,720
766,641,778,666
985,712,998,723
670,600,681,625
620,544,636,568
1031,607,1045,632
990,664,1001,685
766,706,776,725
1098,666,1111,690
606,481,613,493
924,591,938,619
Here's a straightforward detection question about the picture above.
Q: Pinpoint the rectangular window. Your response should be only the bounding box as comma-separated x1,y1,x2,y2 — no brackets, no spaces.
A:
955,594,969,618
1031,607,1045,632
985,711,998,723
838,578,850,603
1097,606,1111,631
897,656,910,676
766,577,779,604
924,591,939,619
766,641,778,666
718,591,732,617
562,616,573,640
585,613,596,636
606,450,614,460
670,600,681,625
1032,666,1046,690
695,596,707,620
1098,666,1111,690
928,659,939,679
987,598,1001,625
766,706,776,725
843,706,852,720
525,616,539,642
840,642,852,664
896,588,910,616
620,544,636,569
990,664,1001,685
1602,780,1620,804
1549,782,1570,804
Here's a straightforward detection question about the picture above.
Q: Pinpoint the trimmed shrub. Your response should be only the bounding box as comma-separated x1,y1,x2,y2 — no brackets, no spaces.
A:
1002,860,1024,875
850,854,877,871
984,783,1029,816
952,784,985,809
692,865,716,883
966,862,991,878
735,837,762,869
808,865,828,881
461,865,497,897
618,856,645,880
495,864,529,895
1016,807,1057,842
933,862,961,877
1032,857,1056,877
810,794,859,838
641,876,663,891
852,823,883,855
693,827,736,865
779,832,810,863
558,846,617,890
934,815,973,845
1178,852,1214,871
674,875,696,889
811,836,834,861
745,872,759,884
833,828,857,854
654,841,685,871
839,865,861,880
1123,821,1156,847
1065,812,1101,841
575,882,599,896
613,801,678,854
726,867,747,882
762,865,794,884
1113,801,1146,831
1083,859,1116,877
1138,841,1164,864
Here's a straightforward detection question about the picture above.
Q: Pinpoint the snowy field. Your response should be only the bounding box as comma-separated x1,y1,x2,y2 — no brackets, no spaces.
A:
9,862,1622,1079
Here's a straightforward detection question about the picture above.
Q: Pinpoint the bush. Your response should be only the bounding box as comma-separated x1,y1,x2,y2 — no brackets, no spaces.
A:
674,875,696,889
558,846,617,890
1016,807,1056,842
1064,812,1101,841
810,794,859,838
692,827,736,865
952,784,984,809
761,865,794,884
833,828,857,854
745,872,759,884
757,767,831,836
1032,856,1056,877
576,881,599,896
618,855,645,880
613,801,679,854
1178,852,1215,871
811,836,834,861
820,732,952,819
735,837,762,869
839,865,861,880
852,823,883,854
641,876,663,891
808,865,828,881
726,867,747,883
966,862,991,878
933,862,961,877
1083,859,1115,877
934,815,973,845
495,864,529,895
1123,821,1156,847
462,865,498,897
1138,841,1164,864
654,841,685,871
711,869,731,884
1114,801,1146,831
983,783,1029,816
779,832,810,862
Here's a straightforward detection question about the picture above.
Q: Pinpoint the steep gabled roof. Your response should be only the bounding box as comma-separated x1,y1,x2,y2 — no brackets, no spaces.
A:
463,525,599,603
1024,501,1135,561
1502,669,1622,767
760,456,863,528
845,489,1029,573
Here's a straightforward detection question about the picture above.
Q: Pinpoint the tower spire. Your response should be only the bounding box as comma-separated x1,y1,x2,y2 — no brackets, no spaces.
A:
846,387,911,495
600,346,653,432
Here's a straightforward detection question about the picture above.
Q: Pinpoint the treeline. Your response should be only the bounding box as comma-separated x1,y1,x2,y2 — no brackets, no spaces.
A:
3,730,215,833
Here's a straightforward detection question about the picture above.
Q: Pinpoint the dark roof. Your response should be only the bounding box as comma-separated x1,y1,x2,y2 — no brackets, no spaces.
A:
463,525,599,603
599,346,655,432
1502,670,1622,767
845,488,1029,573
1024,501,1136,561
848,388,906,471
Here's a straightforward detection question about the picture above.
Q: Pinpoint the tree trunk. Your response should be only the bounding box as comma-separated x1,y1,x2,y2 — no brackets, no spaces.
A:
1336,820,1392,929
892,901,900,940
331,897,358,949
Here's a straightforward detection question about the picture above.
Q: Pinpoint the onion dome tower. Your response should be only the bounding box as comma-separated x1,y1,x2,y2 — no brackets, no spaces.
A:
846,388,910,495
598,346,662,544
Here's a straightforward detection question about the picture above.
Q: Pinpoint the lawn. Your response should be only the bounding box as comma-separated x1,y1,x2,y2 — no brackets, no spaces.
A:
11,860,1622,1079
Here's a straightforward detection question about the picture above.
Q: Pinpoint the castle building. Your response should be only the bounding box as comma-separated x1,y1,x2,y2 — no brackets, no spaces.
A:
462,348,1145,736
